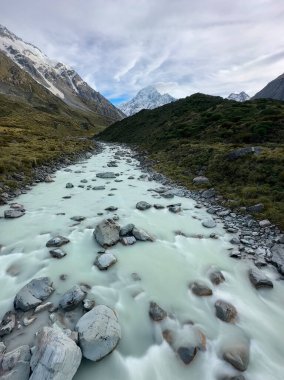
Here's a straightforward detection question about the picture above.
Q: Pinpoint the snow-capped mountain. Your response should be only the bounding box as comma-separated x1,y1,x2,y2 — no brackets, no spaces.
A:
0,25,123,121
227,91,250,102
119,86,176,116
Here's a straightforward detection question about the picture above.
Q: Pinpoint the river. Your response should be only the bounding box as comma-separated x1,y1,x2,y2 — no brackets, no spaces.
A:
0,143,283,380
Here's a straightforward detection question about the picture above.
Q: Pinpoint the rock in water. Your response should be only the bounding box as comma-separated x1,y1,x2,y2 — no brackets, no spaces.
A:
59,285,86,311
95,253,117,270
270,244,284,275
120,223,135,236
209,270,225,285
177,346,198,365
136,201,151,210
0,311,16,337
14,277,54,311
76,305,121,361
94,219,120,247
96,172,116,179
0,345,31,380
49,248,67,259
202,218,216,228
30,327,82,380
65,183,74,188
248,268,273,289
215,300,237,323
132,227,154,241
4,209,25,218
223,342,250,371
149,301,167,321
46,236,70,248
191,281,213,296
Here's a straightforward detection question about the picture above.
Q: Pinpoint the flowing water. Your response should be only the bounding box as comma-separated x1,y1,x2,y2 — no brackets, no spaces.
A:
0,143,283,380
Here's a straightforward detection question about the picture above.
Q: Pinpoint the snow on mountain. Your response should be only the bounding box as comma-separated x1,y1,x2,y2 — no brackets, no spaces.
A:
119,86,176,116
0,25,123,121
227,91,250,102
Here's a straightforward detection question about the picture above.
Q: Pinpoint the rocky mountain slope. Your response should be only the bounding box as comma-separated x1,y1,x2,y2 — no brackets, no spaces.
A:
118,86,175,116
228,91,250,102
99,93,284,228
253,73,284,101
0,25,124,121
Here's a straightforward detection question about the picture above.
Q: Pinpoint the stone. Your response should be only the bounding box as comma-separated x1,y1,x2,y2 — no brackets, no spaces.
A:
120,223,135,236
4,209,25,218
70,216,86,222
259,219,271,228
193,176,210,185
230,237,240,245
220,376,246,380
246,203,264,213
14,277,54,311
136,201,151,210
94,219,120,247
96,172,116,179
34,302,53,314
76,305,121,361
248,268,273,289
23,316,37,327
0,345,31,380
270,244,284,274
59,285,86,311
49,248,67,259
202,218,216,228
223,343,250,371
30,327,82,380
132,227,154,242
65,183,74,188
10,203,25,210
154,204,165,209
149,301,167,321
95,253,117,270
227,147,261,160
191,281,213,296
202,188,216,199
209,270,225,285
105,206,118,212
215,300,237,323
0,311,16,337
177,346,198,365
93,186,106,190
121,236,136,245
46,235,70,248
83,299,95,311
168,205,182,213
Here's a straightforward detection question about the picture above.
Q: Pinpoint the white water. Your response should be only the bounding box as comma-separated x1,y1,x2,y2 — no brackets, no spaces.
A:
0,143,283,380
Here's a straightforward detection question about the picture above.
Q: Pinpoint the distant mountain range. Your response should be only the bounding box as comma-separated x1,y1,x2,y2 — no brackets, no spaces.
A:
0,25,123,122
227,91,250,102
118,86,175,116
253,73,284,101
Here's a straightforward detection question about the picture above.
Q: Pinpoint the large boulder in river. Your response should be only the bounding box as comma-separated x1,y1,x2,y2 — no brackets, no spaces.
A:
0,345,31,380
59,285,87,311
248,268,273,289
149,301,167,321
132,227,154,242
136,201,151,210
202,218,216,228
223,342,250,371
269,244,284,275
95,253,117,270
30,327,82,380
46,236,70,248
4,209,25,218
94,219,120,247
14,277,54,311
76,305,121,362
215,300,237,323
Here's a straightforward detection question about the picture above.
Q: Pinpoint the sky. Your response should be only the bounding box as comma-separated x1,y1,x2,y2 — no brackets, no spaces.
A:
1,0,284,104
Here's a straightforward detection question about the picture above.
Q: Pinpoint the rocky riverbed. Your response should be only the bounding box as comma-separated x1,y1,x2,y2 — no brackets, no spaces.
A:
0,143,283,380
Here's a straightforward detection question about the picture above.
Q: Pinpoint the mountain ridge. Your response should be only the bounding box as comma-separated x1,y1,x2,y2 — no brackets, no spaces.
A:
253,73,284,101
227,91,250,102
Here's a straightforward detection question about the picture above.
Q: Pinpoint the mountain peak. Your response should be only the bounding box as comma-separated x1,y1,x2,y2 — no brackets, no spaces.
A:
119,86,176,116
253,73,284,101
227,91,250,102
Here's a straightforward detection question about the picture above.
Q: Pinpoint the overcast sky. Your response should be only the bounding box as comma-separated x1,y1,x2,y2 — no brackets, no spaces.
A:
1,0,284,104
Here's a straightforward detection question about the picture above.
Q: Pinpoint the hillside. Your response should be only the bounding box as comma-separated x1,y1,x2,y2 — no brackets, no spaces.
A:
99,93,284,228
0,51,110,195
253,73,284,101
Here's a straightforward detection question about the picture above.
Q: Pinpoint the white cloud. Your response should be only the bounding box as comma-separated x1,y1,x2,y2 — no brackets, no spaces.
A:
1,0,284,102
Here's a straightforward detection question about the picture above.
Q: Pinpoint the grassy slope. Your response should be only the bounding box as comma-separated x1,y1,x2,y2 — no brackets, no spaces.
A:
0,52,110,192
99,93,284,229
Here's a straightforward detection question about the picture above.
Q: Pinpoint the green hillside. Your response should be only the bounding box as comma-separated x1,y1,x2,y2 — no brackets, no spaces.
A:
99,93,284,228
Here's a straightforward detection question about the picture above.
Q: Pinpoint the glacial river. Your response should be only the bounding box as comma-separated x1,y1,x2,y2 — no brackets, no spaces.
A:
0,143,283,380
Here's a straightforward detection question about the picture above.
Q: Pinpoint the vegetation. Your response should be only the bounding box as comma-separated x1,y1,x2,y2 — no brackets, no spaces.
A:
99,93,284,229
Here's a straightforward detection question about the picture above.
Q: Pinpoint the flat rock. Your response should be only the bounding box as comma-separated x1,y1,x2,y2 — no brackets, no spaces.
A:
246,203,264,213
95,253,117,270
46,235,70,247
248,268,273,289
59,285,86,311
121,236,136,245
76,305,121,361
0,345,31,380
191,281,213,296
215,300,237,323
93,186,106,190
154,204,165,209
94,219,120,247
136,201,151,210
202,218,216,228
193,176,210,185
14,277,54,311
96,172,116,179
4,209,25,218
70,216,86,222
149,301,167,321
49,248,67,259
30,327,82,380
105,206,118,212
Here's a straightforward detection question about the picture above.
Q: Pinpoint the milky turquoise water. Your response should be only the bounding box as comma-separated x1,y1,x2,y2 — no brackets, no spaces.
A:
0,144,283,380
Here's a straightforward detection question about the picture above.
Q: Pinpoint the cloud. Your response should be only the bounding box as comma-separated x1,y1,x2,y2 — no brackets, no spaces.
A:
1,0,284,103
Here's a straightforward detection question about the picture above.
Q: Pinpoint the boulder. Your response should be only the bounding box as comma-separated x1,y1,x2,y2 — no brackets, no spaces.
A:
270,244,284,274
136,201,151,210
202,188,216,199
259,219,271,228
168,205,182,213
177,346,198,365
120,223,135,236
246,203,264,213
76,305,121,361
132,227,154,242
193,176,210,185
223,342,250,371
105,206,118,212
70,216,86,222
0,345,31,380
209,270,225,285
30,327,82,380
0,311,16,337
191,282,212,296
154,204,165,209
59,285,86,311
96,172,116,179
202,218,216,228
49,248,67,259
248,268,273,289
4,209,25,218
94,219,120,247
93,186,106,190
149,302,167,321
65,183,74,188
94,253,117,270
46,236,70,248
14,277,54,311
215,300,237,323
227,147,261,160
